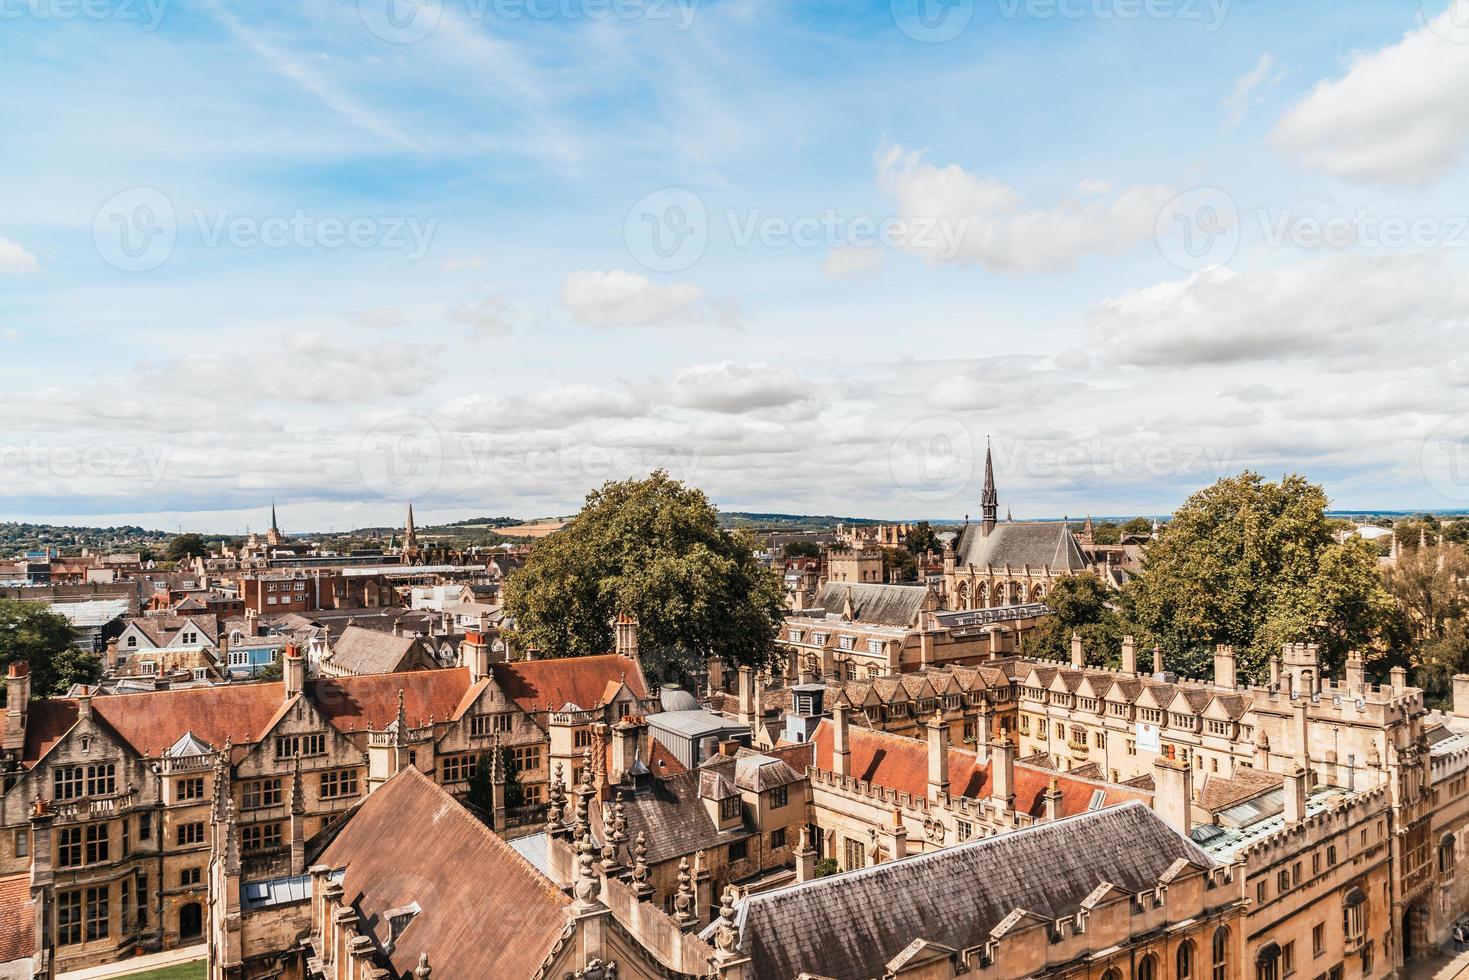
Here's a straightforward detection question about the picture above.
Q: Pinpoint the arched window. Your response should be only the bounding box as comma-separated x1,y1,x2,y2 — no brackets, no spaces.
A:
1137,953,1157,980
1212,926,1229,980
956,581,969,609
1441,832,1457,875
1177,939,1195,980
1343,887,1367,945
1254,942,1281,980
1101,970,1122,980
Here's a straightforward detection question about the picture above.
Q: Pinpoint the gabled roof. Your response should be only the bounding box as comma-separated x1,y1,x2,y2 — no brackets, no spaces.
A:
953,521,1089,573
609,768,756,867
312,669,476,733
325,625,421,676
491,655,647,714
92,684,290,758
318,767,570,979
810,582,929,627
727,801,1214,980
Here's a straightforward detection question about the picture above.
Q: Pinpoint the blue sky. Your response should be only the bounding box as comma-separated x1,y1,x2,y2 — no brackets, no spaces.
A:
2,0,1468,532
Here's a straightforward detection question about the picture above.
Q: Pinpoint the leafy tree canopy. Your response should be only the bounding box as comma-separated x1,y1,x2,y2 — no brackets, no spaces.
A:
1384,541,1469,700
782,540,823,559
1022,573,1124,664
903,521,941,556
503,471,786,678
1124,472,1393,682
165,533,210,562
0,599,101,696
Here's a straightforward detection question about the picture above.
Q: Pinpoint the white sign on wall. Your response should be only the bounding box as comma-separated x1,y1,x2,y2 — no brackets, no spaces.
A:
1136,722,1161,754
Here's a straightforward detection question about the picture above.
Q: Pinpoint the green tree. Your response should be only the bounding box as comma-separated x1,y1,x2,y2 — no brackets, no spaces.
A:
256,658,283,682
1123,473,1394,682
814,857,840,878
782,540,823,559
1022,573,1123,664
903,521,940,556
467,752,495,814
0,599,101,697
883,547,918,583
1385,541,1469,700
1120,517,1154,539
1090,522,1121,545
165,533,210,562
503,472,786,677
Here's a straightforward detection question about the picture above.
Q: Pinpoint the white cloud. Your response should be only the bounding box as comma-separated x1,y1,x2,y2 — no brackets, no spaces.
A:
0,237,40,274
350,308,410,330
562,270,704,326
666,361,809,414
1272,10,1469,183
1222,54,1282,129
822,246,885,279
1089,254,1469,368
874,144,1174,274
447,297,515,337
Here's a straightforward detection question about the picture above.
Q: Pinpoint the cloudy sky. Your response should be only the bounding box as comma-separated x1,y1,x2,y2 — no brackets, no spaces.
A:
3,0,1469,532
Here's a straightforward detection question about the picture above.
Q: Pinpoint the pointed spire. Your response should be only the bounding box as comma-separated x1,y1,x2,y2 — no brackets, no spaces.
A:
981,436,998,535
270,500,278,532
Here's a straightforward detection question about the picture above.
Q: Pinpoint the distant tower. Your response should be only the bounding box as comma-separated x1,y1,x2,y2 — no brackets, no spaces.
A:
266,501,285,547
402,501,421,563
980,438,999,537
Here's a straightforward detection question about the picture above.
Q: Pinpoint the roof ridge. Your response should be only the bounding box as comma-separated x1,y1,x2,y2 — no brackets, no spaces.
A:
743,800,1185,907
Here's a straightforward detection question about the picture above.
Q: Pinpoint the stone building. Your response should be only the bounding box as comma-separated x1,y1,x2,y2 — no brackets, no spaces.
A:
704,800,1245,979
942,444,1090,610
0,625,650,976
779,581,1043,680
211,765,717,979
806,705,1154,870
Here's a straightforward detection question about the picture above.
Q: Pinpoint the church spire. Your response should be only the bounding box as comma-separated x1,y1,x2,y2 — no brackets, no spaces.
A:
270,500,278,533
980,437,998,536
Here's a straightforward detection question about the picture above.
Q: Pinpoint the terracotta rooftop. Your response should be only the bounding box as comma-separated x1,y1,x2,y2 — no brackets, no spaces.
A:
492,654,647,713
0,873,35,964
810,720,1149,819
319,767,570,978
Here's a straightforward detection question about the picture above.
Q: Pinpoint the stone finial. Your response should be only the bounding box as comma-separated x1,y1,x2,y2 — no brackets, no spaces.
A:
718,884,739,922
632,832,649,884
291,755,305,815
414,952,432,979
672,856,697,926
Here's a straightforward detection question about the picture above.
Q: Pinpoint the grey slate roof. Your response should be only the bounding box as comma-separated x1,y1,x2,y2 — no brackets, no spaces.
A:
607,769,756,867
810,582,929,627
727,801,1214,980
952,521,1088,572
324,625,421,676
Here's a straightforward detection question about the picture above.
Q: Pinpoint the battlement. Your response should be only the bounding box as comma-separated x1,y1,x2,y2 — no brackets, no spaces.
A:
1232,785,1390,865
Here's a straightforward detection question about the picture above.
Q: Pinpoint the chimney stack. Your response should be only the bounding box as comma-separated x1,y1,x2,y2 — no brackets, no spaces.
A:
832,701,851,778
1043,776,1063,822
794,826,817,883
1294,699,1310,775
1070,632,1085,669
1213,645,1236,690
1152,757,1192,836
1152,645,1164,676
1283,767,1308,826
926,711,949,801
737,666,756,726
1390,666,1407,695
1345,651,1365,695
614,613,640,666
1454,676,1469,720
990,733,1015,814
105,637,120,674
284,643,305,700
1121,635,1137,676
4,662,30,752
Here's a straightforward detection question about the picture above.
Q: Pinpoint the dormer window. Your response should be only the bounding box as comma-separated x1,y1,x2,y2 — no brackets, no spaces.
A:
720,797,740,821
